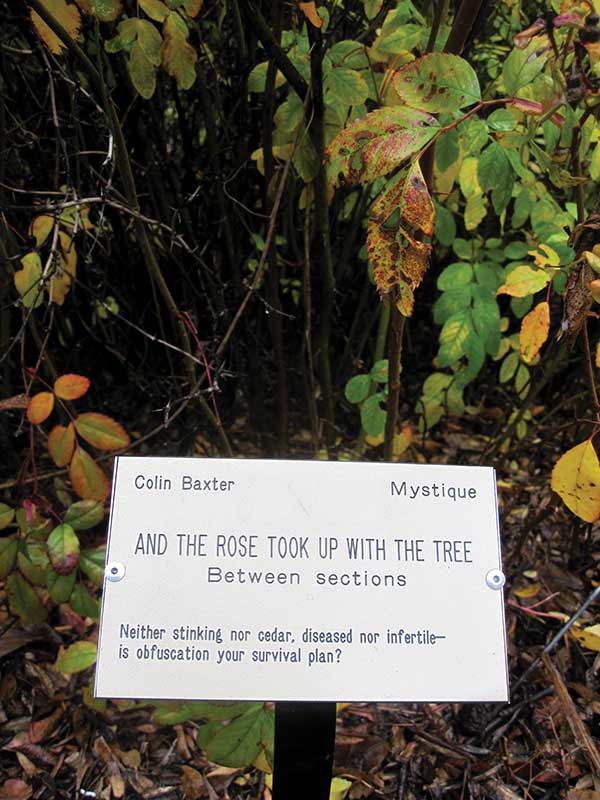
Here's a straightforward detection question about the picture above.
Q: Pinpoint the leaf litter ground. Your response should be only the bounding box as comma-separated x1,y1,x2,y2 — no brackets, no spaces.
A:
2,417,600,800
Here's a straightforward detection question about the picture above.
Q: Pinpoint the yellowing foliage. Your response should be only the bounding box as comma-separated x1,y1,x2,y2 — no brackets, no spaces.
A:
551,440,600,523
30,0,82,54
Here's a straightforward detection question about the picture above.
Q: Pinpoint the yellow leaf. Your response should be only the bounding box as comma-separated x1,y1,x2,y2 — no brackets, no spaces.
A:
571,624,600,651
30,215,55,246
528,244,560,268
551,440,600,523
596,340,600,368
299,1,323,28
50,231,77,305
30,0,82,55
14,252,44,309
330,777,352,800
393,425,413,455
519,301,549,363
513,582,540,599
161,13,197,91
496,265,551,297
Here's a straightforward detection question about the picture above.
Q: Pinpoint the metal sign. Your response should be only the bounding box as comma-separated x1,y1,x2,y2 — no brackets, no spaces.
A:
95,456,508,702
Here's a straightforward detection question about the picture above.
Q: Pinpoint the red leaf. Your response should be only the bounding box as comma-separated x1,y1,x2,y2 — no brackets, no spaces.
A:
298,1,322,28
26,392,54,425
47,423,76,467
69,447,110,501
54,373,90,400
74,413,130,451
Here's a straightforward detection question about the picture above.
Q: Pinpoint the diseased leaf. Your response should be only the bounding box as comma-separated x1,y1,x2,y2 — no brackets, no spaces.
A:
54,373,90,400
30,0,82,55
497,266,551,297
69,447,110,501
14,253,44,309
7,574,47,624
48,424,76,467
572,624,600,651
161,12,197,91
47,524,80,575
64,500,104,530
79,547,106,586
326,107,438,186
74,412,130,450
520,301,550,364
56,641,97,674
27,392,55,425
551,440,600,523
393,53,481,113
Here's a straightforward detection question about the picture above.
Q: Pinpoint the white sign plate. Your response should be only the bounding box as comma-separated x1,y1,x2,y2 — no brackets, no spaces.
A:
95,456,508,702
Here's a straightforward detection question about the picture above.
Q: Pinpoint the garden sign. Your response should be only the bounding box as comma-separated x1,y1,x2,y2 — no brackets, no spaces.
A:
95,456,508,703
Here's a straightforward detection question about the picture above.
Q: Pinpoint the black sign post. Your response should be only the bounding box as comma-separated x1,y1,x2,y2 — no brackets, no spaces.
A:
272,702,337,800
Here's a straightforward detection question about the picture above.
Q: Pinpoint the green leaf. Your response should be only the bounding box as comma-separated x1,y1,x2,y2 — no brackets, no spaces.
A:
326,68,369,106
56,641,97,674
70,583,100,620
74,413,130,451
437,262,472,291
154,701,255,726
504,241,530,260
471,292,501,356
197,704,274,769
14,252,44,309
503,41,548,95
0,503,15,531
46,565,76,603
393,53,481,113
487,109,517,132
435,128,460,173
64,500,104,530
345,374,370,404
478,143,510,192
7,573,48,623
438,310,473,366
90,0,122,21
17,541,49,586
79,547,106,587
370,359,388,383
499,350,519,383
326,107,439,185
0,537,17,579
47,524,80,575
328,40,369,69
161,12,197,90
129,40,157,99
433,286,472,325
434,203,456,246
361,393,387,437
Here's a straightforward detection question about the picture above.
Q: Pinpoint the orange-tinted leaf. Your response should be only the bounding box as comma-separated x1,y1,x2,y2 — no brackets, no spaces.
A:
48,424,76,467
30,0,82,55
54,373,90,400
69,447,110,501
551,440,600,523
74,413,130,451
299,1,322,28
29,707,64,744
519,301,550,364
496,266,551,297
27,392,54,425
590,279,600,304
